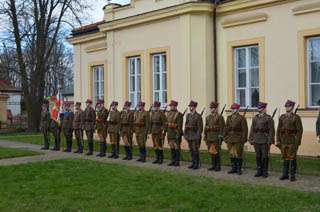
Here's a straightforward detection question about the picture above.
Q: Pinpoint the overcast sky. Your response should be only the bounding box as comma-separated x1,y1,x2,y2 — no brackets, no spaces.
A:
90,0,130,23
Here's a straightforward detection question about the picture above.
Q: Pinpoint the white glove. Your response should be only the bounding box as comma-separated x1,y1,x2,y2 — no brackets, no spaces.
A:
318,136,320,143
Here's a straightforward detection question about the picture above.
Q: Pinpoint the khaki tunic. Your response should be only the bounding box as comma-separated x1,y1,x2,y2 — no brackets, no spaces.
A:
184,112,203,151
72,109,84,130
84,107,96,131
40,111,51,135
96,108,108,136
108,109,120,144
150,111,167,148
249,114,275,145
165,110,183,145
204,113,225,154
224,114,248,158
133,110,150,147
276,113,303,160
119,110,134,145
62,111,74,138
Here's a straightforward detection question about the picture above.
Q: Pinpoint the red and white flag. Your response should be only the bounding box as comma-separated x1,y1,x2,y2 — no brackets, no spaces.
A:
51,89,63,125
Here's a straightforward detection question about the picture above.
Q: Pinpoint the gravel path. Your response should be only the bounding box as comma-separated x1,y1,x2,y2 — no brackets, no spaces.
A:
1,139,320,192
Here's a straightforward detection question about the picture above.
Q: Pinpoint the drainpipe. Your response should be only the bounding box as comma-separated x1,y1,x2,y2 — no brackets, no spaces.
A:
213,0,218,102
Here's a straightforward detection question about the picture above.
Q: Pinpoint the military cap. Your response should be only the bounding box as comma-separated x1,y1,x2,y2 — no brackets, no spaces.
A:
124,101,131,107
75,102,81,106
97,100,104,104
153,101,161,107
64,103,70,107
85,99,92,104
257,102,267,109
111,101,118,106
210,102,219,108
138,102,145,107
285,100,295,107
231,103,240,109
42,104,48,108
169,100,178,107
188,100,198,107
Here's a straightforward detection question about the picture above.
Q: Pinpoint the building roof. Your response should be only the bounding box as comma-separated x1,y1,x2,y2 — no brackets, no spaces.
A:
0,78,23,93
71,21,105,37
61,85,74,96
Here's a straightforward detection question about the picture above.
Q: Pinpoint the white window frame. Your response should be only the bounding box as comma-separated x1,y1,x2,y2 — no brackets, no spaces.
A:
307,36,320,108
152,53,167,107
234,45,259,108
93,66,104,106
128,56,141,109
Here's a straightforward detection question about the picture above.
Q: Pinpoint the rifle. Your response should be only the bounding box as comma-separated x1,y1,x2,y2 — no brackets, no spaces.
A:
243,105,249,117
267,107,278,171
148,105,153,113
294,104,300,114
220,104,226,115
271,108,278,119
182,108,188,116
242,106,249,170
162,106,167,145
200,107,206,116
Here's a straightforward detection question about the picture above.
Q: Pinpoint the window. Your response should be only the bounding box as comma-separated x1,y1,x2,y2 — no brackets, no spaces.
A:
129,57,141,108
308,37,320,107
234,45,259,108
153,53,167,106
93,66,104,105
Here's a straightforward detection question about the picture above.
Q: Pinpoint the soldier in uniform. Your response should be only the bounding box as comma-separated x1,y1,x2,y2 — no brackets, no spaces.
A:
40,104,51,150
249,102,275,178
72,102,84,153
165,100,183,167
224,103,248,175
108,101,120,159
62,103,74,152
84,99,96,155
50,117,61,151
96,100,109,157
133,102,150,163
204,102,225,171
276,100,303,181
119,101,134,160
149,102,167,164
184,101,203,170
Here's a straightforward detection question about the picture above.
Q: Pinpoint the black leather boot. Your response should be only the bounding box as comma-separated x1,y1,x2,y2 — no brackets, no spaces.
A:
114,142,119,159
174,149,180,167
214,154,221,172
228,158,237,174
152,150,159,164
64,139,71,152
208,154,216,171
158,150,163,164
41,137,49,150
136,148,143,162
123,146,129,160
74,141,80,153
193,152,199,170
262,157,269,178
290,160,297,182
254,157,262,177
101,143,106,157
141,147,146,163
79,144,83,153
237,158,242,175
188,152,194,169
96,143,104,157
86,143,93,155
109,144,116,158
168,148,176,166
280,160,289,180
127,147,133,160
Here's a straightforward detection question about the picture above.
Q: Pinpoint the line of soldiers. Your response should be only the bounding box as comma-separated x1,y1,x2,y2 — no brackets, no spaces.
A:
40,99,303,182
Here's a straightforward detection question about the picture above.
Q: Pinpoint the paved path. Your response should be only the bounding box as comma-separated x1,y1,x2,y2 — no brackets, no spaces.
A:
1,139,320,192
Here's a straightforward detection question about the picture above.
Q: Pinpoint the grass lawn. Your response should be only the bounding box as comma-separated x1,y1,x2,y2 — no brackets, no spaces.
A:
0,146,42,159
2,134,320,176
0,158,319,212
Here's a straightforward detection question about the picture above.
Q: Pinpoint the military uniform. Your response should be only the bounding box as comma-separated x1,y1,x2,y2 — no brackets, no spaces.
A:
96,101,109,157
184,101,203,170
40,104,51,150
84,100,96,155
119,101,134,160
72,103,84,153
165,100,183,166
50,119,61,151
62,106,74,152
277,100,303,181
204,102,225,171
249,102,275,178
108,101,120,158
224,103,248,175
149,102,167,164
133,102,150,162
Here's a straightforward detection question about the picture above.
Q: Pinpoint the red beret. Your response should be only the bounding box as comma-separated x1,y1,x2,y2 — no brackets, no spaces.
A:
124,101,131,107
231,103,240,109
86,99,92,104
285,100,295,107
169,100,178,107
153,102,161,107
257,102,267,109
188,100,198,107
210,102,219,108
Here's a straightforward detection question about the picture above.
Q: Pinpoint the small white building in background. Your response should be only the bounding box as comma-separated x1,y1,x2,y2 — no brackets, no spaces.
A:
0,78,22,116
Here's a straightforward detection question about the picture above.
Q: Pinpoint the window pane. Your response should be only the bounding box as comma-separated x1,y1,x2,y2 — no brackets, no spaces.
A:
95,82,99,95
162,91,167,103
130,76,135,92
95,68,99,81
250,47,259,67
154,92,160,102
310,84,320,106
236,89,246,107
137,75,141,92
130,59,135,75
154,56,160,73
154,74,160,90
137,58,141,75
250,68,259,87
162,55,167,73
250,88,259,107
310,38,320,61
237,69,246,88
311,62,320,83
162,73,167,90
137,92,141,102
101,82,104,95
100,68,104,81
236,49,246,68
130,93,134,105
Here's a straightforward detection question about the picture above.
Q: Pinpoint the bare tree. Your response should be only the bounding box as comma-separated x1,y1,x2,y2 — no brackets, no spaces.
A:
0,0,90,131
